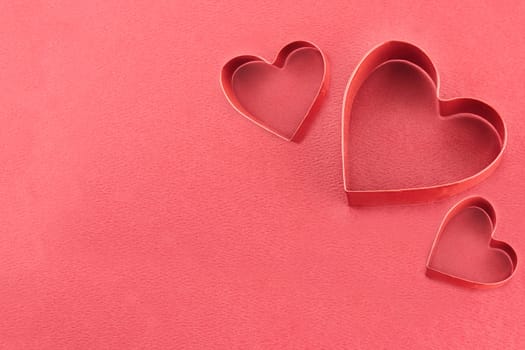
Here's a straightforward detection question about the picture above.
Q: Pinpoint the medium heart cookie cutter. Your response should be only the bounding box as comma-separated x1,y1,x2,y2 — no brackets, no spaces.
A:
342,41,507,206
426,196,517,289
221,40,329,141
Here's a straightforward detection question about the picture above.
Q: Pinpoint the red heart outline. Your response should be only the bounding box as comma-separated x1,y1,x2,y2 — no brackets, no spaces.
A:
220,41,329,141
426,196,517,289
342,41,507,206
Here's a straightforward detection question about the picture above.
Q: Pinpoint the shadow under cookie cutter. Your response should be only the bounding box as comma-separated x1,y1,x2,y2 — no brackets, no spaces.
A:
342,41,507,206
426,196,517,289
221,40,329,141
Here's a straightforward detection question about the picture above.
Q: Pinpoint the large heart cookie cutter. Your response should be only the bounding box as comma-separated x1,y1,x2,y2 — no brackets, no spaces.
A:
342,41,507,206
221,41,329,141
426,196,517,289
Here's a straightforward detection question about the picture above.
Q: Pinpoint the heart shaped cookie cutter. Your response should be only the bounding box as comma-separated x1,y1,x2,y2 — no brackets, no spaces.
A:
426,196,517,289
342,41,507,206
221,40,329,141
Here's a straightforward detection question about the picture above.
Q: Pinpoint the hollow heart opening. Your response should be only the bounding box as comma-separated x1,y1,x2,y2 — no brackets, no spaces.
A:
344,61,501,191
231,47,324,139
428,206,514,284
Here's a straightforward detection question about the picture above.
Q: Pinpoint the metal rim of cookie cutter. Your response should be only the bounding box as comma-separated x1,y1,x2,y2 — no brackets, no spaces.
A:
426,196,517,289
342,41,507,206
220,40,329,141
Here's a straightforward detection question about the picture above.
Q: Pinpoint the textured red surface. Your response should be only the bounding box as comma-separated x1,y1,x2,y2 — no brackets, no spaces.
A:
1,1,524,348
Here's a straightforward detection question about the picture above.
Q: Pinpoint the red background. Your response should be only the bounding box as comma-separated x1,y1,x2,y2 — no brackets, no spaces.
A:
1,1,524,348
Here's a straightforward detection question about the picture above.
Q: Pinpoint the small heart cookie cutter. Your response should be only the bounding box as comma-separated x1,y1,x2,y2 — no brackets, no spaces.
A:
426,196,517,289
342,41,507,206
221,40,329,141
